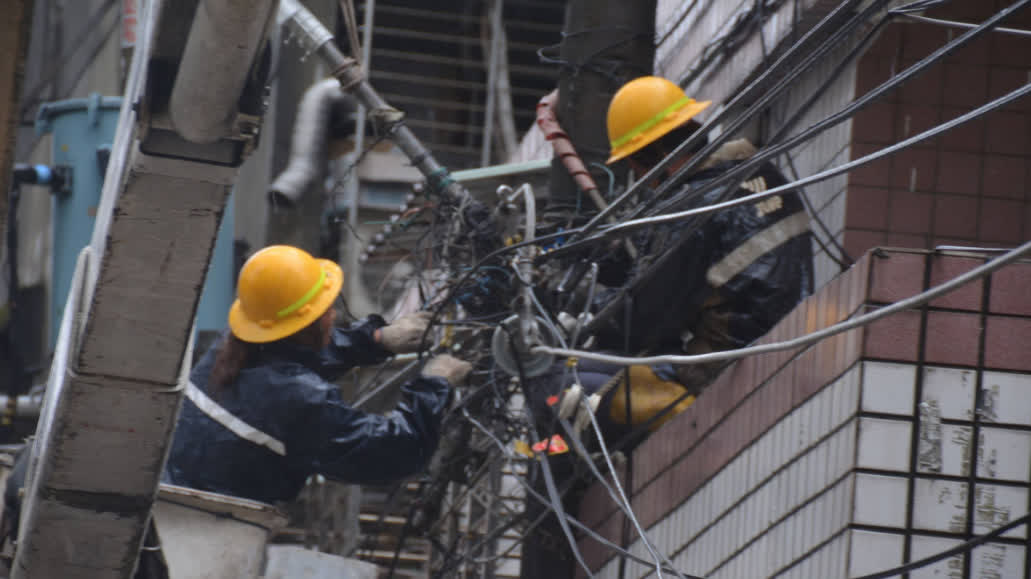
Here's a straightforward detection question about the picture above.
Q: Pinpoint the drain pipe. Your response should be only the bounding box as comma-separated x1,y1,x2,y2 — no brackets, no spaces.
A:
170,0,278,144
278,0,471,204
536,90,636,258
269,78,357,205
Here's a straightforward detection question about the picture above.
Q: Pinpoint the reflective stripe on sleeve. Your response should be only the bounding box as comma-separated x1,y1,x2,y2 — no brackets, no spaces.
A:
706,211,811,288
185,380,287,456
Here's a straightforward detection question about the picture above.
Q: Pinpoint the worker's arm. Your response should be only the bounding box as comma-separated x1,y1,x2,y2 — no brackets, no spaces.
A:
295,355,470,485
319,315,391,375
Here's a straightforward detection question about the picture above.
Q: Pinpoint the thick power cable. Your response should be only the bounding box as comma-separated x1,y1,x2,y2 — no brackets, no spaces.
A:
628,0,1029,224
463,409,704,579
854,513,1031,579
576,0,872,235
546,397,681,579
573,80,1031,243
579,396,682,579
535,238,1031,367
899,12,1031,36
502,330,597,579
544,0,1030,262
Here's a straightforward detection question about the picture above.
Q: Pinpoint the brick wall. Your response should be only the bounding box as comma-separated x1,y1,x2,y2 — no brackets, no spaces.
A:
576,249,1031,578
845,2,1031,258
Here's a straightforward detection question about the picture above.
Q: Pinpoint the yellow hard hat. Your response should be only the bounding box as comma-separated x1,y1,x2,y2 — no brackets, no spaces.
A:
228,245,344,343
605,76,712,164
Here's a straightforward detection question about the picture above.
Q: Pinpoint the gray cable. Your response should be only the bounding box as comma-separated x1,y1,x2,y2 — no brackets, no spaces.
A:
585,81,1031,241
463,410,702,578
900,12,1031,36
579,395,681,579
534,238,1031,367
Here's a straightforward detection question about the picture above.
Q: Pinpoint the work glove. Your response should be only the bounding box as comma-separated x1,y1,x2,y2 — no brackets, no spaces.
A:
379,311,432,354
422,354,472,386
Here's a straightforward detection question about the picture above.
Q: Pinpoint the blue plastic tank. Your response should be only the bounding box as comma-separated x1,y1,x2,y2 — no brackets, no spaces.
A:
36,94,234,350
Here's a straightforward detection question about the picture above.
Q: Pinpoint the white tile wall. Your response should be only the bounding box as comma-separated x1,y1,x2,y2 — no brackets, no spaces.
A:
981,371,1031,426
912,478,968,534
853,473,909,528
918,423,974,477
921,366,977,421
848,530,905,578
597,365,862,579
977,427,1031,483
970,543,1026,578
973,483,1028,540
909,535,965,579
701,475,855,578
861,361,917,415
857,417,913,471
776,532,849,579
586,366,1031,579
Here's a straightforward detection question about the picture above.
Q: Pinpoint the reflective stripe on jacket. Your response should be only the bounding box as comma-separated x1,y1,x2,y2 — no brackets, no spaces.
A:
164,316,452,503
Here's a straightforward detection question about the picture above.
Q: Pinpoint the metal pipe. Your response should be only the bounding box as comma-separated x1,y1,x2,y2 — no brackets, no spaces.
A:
536,90,636,258
344,0,376,309
481,0,504,166
278,0,471,203
170,0,278,144
269,78,356,204
0,394,45,418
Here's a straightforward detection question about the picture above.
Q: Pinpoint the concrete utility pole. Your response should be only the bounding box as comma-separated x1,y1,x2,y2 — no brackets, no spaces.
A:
548,0,656,205
522,4,656,578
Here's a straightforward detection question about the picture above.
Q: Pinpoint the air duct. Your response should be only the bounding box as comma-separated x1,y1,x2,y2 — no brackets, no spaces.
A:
269,78,356,205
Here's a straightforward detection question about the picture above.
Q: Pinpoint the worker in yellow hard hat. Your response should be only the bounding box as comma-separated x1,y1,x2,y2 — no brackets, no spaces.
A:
164,245,471,503
592,75,814,394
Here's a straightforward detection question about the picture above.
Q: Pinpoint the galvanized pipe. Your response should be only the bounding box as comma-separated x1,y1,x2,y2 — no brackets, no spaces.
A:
170,0,278,144
480,0,503,166
278,0,470,203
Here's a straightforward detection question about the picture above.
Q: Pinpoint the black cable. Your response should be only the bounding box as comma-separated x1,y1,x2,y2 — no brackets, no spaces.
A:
570,0,876,239
617,295,634,579
503,327,597,578
783,154,855,271
854,513,1031,579
551,0,1017,260
636,0,1029,224
463,399,704,579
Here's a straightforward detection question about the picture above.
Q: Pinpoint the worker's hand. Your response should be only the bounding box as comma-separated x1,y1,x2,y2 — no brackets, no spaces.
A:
422,354,472,386
378,311,433,354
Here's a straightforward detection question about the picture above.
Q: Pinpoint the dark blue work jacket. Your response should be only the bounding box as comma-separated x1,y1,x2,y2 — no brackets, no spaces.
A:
164,316,451,504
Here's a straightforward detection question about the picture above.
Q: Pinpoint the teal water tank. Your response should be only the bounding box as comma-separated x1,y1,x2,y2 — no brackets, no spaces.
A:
36,94,121,349
36,94,235,350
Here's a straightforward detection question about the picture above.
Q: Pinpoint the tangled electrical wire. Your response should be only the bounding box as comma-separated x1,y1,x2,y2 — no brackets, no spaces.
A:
343,0,1031,577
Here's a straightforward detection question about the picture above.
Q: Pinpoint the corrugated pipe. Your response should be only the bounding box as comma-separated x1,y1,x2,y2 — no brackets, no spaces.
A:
269,78,356,205
170,0,278,144
536,90,635,258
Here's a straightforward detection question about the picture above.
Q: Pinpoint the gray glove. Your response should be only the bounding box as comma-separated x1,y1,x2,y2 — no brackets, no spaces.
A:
379,311,432,354
422,354,472,385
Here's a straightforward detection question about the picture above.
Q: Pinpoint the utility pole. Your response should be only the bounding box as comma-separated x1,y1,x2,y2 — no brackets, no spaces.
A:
548,0,656,205
521,4,656,579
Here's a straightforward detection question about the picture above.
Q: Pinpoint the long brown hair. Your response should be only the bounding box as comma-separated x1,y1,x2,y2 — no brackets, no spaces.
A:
208,333,256,400
207,312,330,400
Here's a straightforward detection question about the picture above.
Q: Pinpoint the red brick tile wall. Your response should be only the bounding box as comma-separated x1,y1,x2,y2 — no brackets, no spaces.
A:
576,250,1031,574
844,2,1031,257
